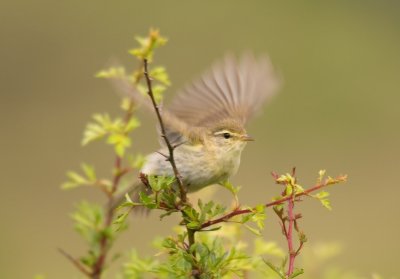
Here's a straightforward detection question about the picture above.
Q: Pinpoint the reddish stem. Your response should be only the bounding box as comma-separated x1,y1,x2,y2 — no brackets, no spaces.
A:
286,193,295,276
200,178,338,230
91,156,123,278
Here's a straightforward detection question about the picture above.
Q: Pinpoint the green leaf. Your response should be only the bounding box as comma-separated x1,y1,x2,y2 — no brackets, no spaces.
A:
107,133,131,157
81,163,96,181
148,175,175,192
67,171,87,184
81,115,109,146
61,171,89,189
124,117,140,133
113,212,129,230
136,83,147,95
183,207,199,222
298,231,308,243
241,213,253,224
244,224,261,236
221,180,240,196
152,84,167,103
135,36,149,48
289,268,305,278
120,97,132,111
263,260,286,279
95,66,126,79
150,66,171,86
71,201,104,242
254,239,285,258
314,191,330,199
125,193,133,204
318,169,326,183
61,181,79,190
128,29,167,62
187,221,201,230
320,199,332,210
129,153,146,169
314,191,332,210
139,192,156,209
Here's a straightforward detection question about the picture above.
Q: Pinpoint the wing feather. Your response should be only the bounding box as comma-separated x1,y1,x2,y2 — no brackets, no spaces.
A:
168,53,280,127
109,53,280,146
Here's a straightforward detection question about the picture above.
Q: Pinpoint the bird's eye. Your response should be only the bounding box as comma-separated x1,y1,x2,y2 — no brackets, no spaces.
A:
223,132,231,139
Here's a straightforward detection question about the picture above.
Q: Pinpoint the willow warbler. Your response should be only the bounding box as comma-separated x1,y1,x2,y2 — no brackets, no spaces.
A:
115,53,280,205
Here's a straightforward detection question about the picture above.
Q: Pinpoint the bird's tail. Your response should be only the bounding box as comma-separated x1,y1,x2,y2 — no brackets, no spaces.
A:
112,181,152,215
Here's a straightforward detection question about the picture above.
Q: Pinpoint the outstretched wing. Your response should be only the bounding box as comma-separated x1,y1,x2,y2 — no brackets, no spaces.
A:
109,53,280,146
168,53,281,128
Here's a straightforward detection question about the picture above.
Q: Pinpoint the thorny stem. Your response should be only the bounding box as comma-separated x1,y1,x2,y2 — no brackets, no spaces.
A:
200,175,346,230
61,148,128,279
91,156,123,279
89,65,148,278
143,59,187,203
275,191,302,278
142,58,201,276
88,73,143,278
62,66,143,279
286,189,295,276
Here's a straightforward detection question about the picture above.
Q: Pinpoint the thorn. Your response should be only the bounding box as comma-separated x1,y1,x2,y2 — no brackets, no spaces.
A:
295,213,303,219
173,141,185,148
156,151,169,159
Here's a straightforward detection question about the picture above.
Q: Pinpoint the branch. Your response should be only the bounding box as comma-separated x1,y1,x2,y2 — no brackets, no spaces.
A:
200,175,346,230
143,58,202,277
143,58,187,203
91,96,139,278
91,156,122,278
286,189,295,276
58,248,91,277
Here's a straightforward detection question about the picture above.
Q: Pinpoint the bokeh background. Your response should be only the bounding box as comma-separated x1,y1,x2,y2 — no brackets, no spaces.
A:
1,1,399,278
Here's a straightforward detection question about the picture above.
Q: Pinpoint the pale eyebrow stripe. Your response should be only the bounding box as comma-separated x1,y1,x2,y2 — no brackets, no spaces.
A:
213,130,239,136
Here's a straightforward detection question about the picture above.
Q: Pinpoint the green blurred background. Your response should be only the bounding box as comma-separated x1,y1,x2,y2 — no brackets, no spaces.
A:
1,0,399,278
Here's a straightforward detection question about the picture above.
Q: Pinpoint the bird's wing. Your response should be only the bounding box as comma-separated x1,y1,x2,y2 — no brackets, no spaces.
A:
168,53,281,128
109,53,280,146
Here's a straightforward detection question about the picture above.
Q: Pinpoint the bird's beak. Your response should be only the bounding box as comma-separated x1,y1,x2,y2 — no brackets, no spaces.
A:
240,134,255,142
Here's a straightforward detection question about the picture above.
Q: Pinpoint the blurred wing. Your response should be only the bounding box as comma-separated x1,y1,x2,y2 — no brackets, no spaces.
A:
168,53,281,127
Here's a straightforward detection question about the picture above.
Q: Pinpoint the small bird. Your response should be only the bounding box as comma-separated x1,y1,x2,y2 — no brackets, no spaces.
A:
114,53,280,207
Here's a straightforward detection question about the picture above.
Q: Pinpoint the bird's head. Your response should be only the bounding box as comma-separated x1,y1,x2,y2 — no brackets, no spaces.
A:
207,119,254,154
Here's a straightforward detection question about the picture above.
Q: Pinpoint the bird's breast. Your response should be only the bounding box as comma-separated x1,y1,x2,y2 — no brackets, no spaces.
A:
141,143,242,192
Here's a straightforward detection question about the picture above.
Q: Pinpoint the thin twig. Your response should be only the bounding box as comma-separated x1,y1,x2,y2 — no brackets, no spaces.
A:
143,58,187,202
200,176,344,229
295,241,305,256
89,63,149,279
92,155,123,279
143,58,200,277
58,248,91,277
286,188,295,276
